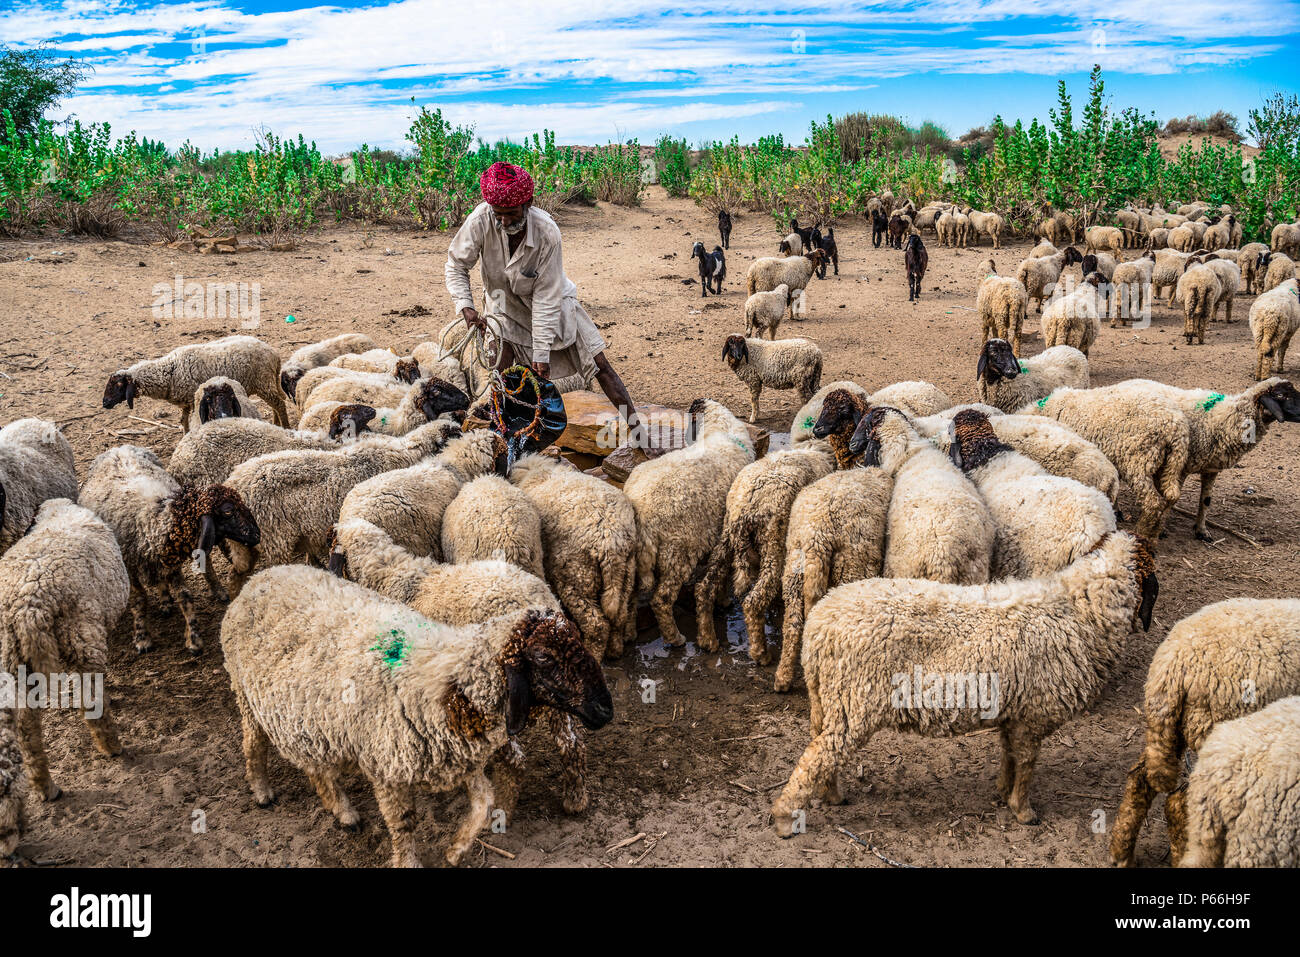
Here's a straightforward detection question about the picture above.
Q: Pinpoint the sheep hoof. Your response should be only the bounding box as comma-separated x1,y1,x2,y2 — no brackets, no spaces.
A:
1014,808,1041,826
133,643,152,656
562,791,590,815
186,644,204,657
254,791,277,808
40,783,62,803
1195,530,1213,543
773,675,794,694
338,816,362,833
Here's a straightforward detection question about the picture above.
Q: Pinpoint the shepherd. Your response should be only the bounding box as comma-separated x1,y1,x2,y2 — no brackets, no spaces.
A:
445,161,640,429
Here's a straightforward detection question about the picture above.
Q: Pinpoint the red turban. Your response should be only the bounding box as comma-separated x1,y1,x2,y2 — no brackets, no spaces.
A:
480,162,534,207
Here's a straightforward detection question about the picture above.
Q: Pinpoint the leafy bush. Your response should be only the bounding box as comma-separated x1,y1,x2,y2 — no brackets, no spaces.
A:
580,141,644,206
654,135,691,196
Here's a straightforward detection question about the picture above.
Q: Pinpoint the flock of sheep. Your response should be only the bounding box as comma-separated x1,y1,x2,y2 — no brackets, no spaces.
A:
0,189,1298,868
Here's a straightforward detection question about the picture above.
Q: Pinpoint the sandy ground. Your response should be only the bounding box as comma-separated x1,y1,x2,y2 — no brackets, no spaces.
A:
1,187,1295,868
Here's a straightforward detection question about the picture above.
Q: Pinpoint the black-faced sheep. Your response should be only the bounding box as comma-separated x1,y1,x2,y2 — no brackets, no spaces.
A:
722,335,823,424
1016,246,1083,313
280,333,376,400
976,339,1089,414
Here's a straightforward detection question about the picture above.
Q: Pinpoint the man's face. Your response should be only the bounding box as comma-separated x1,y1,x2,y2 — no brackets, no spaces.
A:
491,203,529,235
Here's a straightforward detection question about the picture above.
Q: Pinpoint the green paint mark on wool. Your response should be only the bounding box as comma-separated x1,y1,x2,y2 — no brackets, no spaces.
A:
1019,361,1028,373
371,628,410,670
1036,396,1049,409
802,415,814,429
1198,393,1225,412
732,437,750,453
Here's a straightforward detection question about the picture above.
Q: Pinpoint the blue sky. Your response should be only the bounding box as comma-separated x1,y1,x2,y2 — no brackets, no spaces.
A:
2,1,1298,153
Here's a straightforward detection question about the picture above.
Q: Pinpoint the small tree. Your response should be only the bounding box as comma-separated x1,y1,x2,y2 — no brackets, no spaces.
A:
0,44,90,142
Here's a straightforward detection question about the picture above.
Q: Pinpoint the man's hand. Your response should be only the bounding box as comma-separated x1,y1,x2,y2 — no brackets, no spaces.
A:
461,306,486,331
531,360,550,379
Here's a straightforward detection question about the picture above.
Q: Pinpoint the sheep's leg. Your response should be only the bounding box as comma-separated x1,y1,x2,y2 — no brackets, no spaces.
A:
128,585,151,654
238,699,275,807
742,532,784,665
306,768,359,831
1004,725,1043,825
262,389,291,428
556,581,609,662
996,728,1016,804
1110,756,1157,867
747,381,762,424
548,711,589,814
15,706,58,801
180,403,193,433
1278,334,1292,373
488,741,525,822
1164,785,1189,867
693,539,732,652
774,569,805,693
78,635,121,758
650,563,689,648
1130,474,1172,541
1192,472,1218,542
772,730,846,837
166,578,203,655
372,781,422,867
445,770,494,866
1255,344,1272,382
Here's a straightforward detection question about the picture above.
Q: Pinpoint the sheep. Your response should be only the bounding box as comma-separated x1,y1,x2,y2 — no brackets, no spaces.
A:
789,381,868,445
221,565,611,866
1078,252,1117,282
506,454,638,660
935,210,960,247
1110,256,1154,327
1023,384,1191,539
168,416,345,488
693,442,836,665
1146,226,1170,250
1174,263,1222,345
1270,220,1300,258
772,531,1158,835
871,209,888,248
1124,377,1300,539
787,379,950,446
1110,598,1300,868
1202,213,1236,251
1262,251,1297,292
774,466,893,694
912,205,944,235
223,420,461,594
0,499,129,804
279,333,376,400
777,233,802,258
1042,273,1103,356
102,335,288,430
623,398,755,647
1168,223,1203,252
1249,279,1300,380
976,260,1028,354
1028,241,1058,259
847,406,994,585
327,348,405,374
790,217,820,251
691,241,727,297
335,430,505,561
947,410,1116,580
976,338,1089,413
718,209,732,249
816,226,839,277
904,234,928,302
0,704,21,857
1016,246,1084,313
721,335,822,424
1235,242,1270,294
1085,225,1125,259
921,410,1121,504
441,474,544,579
297,377,469,437
1179,696,1300,868
965,208,1006,249
295,362,420,410
0,418,78,555
1115,208,1143,247
888,211,915,249
745,250,826,300
1148,248,1196,306
744,283,792,340
79,446,260,654
410,340,473,396
1036,210,1078,247
187,376,264,431
299,373,415,415
807,388,871,469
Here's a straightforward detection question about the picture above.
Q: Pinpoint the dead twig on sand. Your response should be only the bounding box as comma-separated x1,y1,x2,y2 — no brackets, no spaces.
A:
606,832,646,853
1170,507,1260,548
476,839,515,860
838,827,916,868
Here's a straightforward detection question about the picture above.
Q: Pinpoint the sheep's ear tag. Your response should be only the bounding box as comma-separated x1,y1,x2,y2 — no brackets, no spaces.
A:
370,628,410,670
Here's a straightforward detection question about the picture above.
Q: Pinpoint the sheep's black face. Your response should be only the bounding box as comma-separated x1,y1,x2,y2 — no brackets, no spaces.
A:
418,378,470,422
103,372,138,410
501,611,613,735
280,369,303,400
329,404,376,441
691,242,705,260
1259,381,1300,423
847,406,893,461
201,486,260,549
949,409,1010,473
324,527,348,578
394,358,421,384
198,384,240,424
722,335,748,368
812,389,864,439
977,339,1019,383
1063,246,1083,266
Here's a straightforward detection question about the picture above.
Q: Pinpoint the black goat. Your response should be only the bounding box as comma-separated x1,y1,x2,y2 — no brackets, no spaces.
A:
817,226,839,278
904,234,928,302
692,241,727,297
791,217,817,251
718,210,732,249
871,210,888,248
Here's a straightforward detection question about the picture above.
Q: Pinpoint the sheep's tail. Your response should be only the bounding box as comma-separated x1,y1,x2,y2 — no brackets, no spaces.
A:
635,526,658,597
599,551,631,625
726,514,757,597
1141,679,1187,793
802,546,830,616
6,581,57,675
1155,438,1187,504
746,274,757,297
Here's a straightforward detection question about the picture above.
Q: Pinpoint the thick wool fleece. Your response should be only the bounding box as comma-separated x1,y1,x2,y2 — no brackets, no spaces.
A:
168,416,340,488
977,342,1090,413
0,418,78,554
280,333,376,397
0,499,129,801
441,475,545,579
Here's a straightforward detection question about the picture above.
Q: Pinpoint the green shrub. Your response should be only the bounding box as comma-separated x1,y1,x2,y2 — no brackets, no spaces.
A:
654,135,691,197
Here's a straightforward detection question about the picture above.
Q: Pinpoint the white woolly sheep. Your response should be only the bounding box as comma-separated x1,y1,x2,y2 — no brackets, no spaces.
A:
745,250,827,299
1085,225,1126,259
297,377,469,438
1110,256,1154,326
1179,696,1300,868
102,335,288,430
1016,246,1084,313
1249,278,1300,380
1202,214,1236,251
976,260,1029,356
744,283,792,340
975,339,1089,413
1110,598,1300,867
1029,241,1058,259
789,379,951,445
79,446,261,654
0,704,21,857
947,410,1115,579
507,453,638,660
623,398,755,647
1270,220,1300,257
1262,251,1297,292
965,208,1006,249
1175,263,1222,345
0,499,129,802
300,373,415,415
221,565,611,866
848,406,994,584
168,416,341,488
328,348,403,373
1189,253,1242,322
0,418,77,555
187,376,264,431
772,532,1158,834
694,441,835,665
279,333,376,400
295,362,420,410
442,474,545,579
1042,273,1104,356
721,334,822,424
1235,242,1270,294
774,465,893,694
